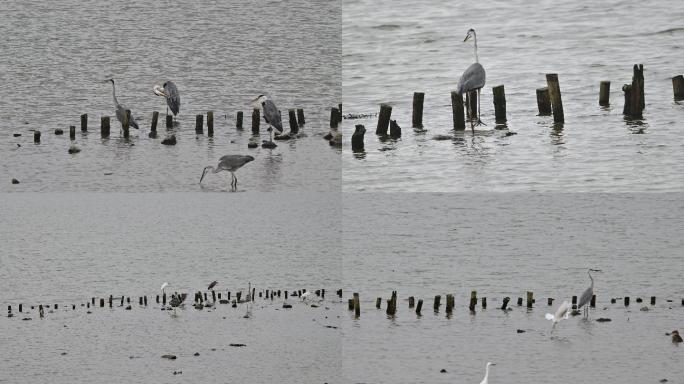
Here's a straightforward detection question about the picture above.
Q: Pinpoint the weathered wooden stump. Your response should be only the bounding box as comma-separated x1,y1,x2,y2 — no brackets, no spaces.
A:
673,75,684,101
195,114,204,134
151,111,159,133
492,85,506,123
69,126,76,140
81,114,88,132
451,91,465,131
376,104,392,135
251,108,260,134
101,116,110,138
123,109,131,138
412,92,424,128
288,109,298,134
526,291,533,308
389,120,401,138
352,124,366,151
33,130,41,143
433,295,441,312
501,297,510,310
536,87,552,116
236,111,243,129
545,74,564,123
166,115,173,129
353,293,360,318
207,111,214,137
330,108,339,129
599,81,611,106
416,299,423,315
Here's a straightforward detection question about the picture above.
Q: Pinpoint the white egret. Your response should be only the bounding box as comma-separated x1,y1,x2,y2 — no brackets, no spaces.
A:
479,362,495,384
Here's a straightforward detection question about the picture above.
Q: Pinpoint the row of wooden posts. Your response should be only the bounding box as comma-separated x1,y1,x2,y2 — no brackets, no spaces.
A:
345,290,681,318
349,66,684,151
5,287,328,316
29,107,325,144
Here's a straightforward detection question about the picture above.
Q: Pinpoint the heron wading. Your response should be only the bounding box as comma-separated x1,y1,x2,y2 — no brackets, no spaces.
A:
200,155,255,191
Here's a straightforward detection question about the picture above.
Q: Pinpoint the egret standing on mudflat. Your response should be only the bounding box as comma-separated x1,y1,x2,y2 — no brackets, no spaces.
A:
577,269,596,318
105,78,139,130
153,81,180,121
200,155,255,191
479,362,495,384
456,28,486,132
252,95,283,143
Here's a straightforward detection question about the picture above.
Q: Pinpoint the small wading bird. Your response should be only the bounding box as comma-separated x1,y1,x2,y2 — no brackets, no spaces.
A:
479,362,495,384
200,155,255,191
105,78,139,130
153,81,180,121
577,269,597,318
252,95,283,143
457,28,486,132
545,300,571,330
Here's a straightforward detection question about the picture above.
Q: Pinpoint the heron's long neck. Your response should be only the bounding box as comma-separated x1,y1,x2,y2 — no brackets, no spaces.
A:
589,271,594,288
111,81,119,105
473,33,479,63
484,365,490,381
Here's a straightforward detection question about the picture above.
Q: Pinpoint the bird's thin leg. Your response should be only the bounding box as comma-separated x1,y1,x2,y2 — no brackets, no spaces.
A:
467,98,474,132
269,124,273,142
234,173,238,190
475,89,486,126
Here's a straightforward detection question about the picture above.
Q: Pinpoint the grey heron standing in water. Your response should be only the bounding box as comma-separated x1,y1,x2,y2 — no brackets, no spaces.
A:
153,81,180,122
105,79,139,130
456,28,486,132
252,95,283,143
200,155,255,191
577,269,596,318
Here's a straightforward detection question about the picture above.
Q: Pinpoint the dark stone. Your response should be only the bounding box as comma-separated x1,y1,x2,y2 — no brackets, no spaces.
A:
219,299,229,304
283,304,293,309
161,135,177,145
247,142,258,148
60,352,67,355
54,129,64,135
13,133,21,137
432,134,452,141
229,343,246,347
505,131,517,136
596,318,611,322
261,140,277,149
516,329,526,333
161,354,177,360
274,133,291,140
68,146,81,154
148,131,157,139
193,352,200,356
440,369,447,373
323,132,333,140
125,305,132,310
11,179,19,184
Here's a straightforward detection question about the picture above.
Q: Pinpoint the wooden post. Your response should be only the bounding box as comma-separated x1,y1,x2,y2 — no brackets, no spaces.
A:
536,87,552,116
501,297,510,310
33,131,41,143
121,296,124,306
297,109,305,126
408,296,415,308
81,114,88,132
109,295,113,307
466,91,477,119
599,81,611,106
151,111,159,133
70,126,76,140
547,298,554,306
207,111,214,137
251,108,260,134
351,125,366,152
624,296,630,306
572,295,577,305
212,290,216,302
469,291,477,312
650,296,656,305
236,111,243,129
348,298,354,310
162,293,166,305
330,108,339,129
545,74,564,123
353,293,360,318
123,109,131,138
412,92,424,128
451,91,465,130
629,64,644,118
376,104,392,135
166,115,173,129
517,297,523,306
288,109,298,134
99,298,104,307
526,291,533,308
433,295,441,312
416,299,423,315
195,114,204,134
101,116,110,138
338,103,343,122
376,297,381,309
492,85,506,123
673,75,684,101
446,294,454,314
336,289,342,298
482,297,487,309
590,295,596,307
622,84,632,116
321,289,325,299
389,120,401,138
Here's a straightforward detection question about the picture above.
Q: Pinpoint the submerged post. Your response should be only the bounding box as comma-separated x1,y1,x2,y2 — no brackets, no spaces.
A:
622,84,632,116
236,111,243,129
599,81,611,106
469,291,477,312
451,91,465,131
412,92,424,128
101,116,110,138
545,74,564,123
288,109,298,134
151,111,159,133
492,85,506,123
195,114,204,134
81,114,88,132
251,108,260,134
501,297,510,310
629,64,644,118
330,108,339,129
34,130,41,143
408,296,415,308
376,104,392,135
433,295,441,312
207,111,214,137
526,291,533,308
297,108,305,126
166,115,173,129
353,293,360,318
70,126,76,140
122,109,131,138
673,75,684,101
351,124,366,152
536,87,552,116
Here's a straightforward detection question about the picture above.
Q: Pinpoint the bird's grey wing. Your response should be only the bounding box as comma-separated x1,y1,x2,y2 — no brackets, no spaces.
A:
457,62,486,95
164,81,180,115
263,100,283,133
116,103,139,129
577,287,592,308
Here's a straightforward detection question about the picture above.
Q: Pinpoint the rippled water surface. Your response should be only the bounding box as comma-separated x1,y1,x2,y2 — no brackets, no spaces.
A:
0,0,341,192
343,0,684,192
341,193,684,383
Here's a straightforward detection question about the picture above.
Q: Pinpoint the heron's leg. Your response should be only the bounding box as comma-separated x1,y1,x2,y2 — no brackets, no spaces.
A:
475,89,486,126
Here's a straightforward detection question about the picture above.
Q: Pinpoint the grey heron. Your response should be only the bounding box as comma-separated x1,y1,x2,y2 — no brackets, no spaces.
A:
105,79,140,130
153,81,180,121
479,362,495,384
577,269,595,317
252,95,283,143
208,281,218,290
457,28,486,132
200,155,255,191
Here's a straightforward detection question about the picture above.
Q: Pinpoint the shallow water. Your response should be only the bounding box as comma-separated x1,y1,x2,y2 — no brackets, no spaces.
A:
0,0,341,192
342,0,684,192
341,193,684,383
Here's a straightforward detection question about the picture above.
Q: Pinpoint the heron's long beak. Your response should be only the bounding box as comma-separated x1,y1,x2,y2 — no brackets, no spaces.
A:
153,85,166,97
200,168,208,184
463,34,471,42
